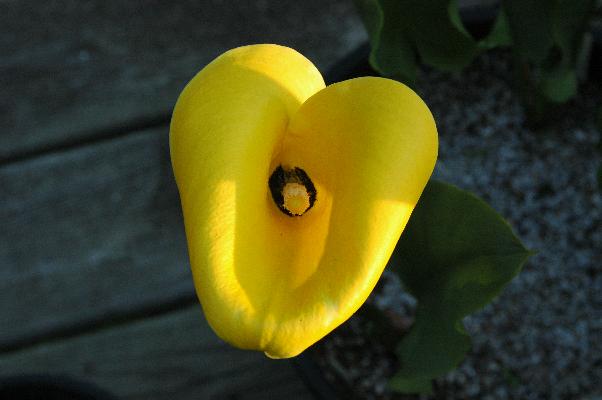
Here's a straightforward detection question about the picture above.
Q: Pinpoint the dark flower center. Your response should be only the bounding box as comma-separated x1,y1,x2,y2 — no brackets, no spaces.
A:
268,165,317,217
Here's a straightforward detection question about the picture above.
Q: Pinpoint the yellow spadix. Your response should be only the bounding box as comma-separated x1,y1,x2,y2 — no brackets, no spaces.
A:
170,44,437,358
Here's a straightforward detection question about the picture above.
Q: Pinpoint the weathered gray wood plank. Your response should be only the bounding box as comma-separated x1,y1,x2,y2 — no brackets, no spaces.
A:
0,306,313,400
0,0,366,161
0,126,194,348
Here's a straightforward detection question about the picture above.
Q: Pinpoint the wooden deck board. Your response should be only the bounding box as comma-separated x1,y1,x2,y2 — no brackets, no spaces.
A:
1,0,365,162
0,126,194,349
0,306,312,399
0,1,366,394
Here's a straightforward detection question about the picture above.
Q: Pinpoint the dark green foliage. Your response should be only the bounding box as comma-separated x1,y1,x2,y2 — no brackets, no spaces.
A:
505,0,594,123
354,0,513,84
387,180,532,393
478,8,512,50
354,0,481,84
355,0,596,123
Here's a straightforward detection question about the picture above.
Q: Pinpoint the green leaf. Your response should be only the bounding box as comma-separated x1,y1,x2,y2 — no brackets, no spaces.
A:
388,374,433,395
388,180,532,393
354,0,478,84
545,0,593,102
478,8,512,50
503,0,555,64
550,0,594,62
354,0,418,83
540,65,578,103
503,0,593,106
412,0,478,71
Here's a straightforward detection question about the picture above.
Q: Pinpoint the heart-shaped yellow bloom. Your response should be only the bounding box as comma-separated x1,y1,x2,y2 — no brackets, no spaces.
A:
170,44,437,358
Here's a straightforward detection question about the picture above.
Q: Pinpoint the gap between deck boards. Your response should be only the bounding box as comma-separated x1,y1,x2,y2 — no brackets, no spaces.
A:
0,304,313,400
0,113,171,167
0,290,196,355
0,42,370,168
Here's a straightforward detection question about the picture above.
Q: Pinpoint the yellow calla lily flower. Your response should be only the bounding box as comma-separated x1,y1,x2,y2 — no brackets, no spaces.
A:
170,44,437,359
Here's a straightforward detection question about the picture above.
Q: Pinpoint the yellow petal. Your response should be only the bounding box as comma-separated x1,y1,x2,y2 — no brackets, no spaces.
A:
170,45,437,359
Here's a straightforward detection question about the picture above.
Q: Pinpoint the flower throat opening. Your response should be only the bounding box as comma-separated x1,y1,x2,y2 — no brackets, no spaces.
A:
268,165,317,217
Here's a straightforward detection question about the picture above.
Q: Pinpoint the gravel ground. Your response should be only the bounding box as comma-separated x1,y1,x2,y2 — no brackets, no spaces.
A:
314,50,602,399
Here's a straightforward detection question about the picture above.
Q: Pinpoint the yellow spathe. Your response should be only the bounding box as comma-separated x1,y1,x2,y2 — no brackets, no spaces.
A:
170,44,438,358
